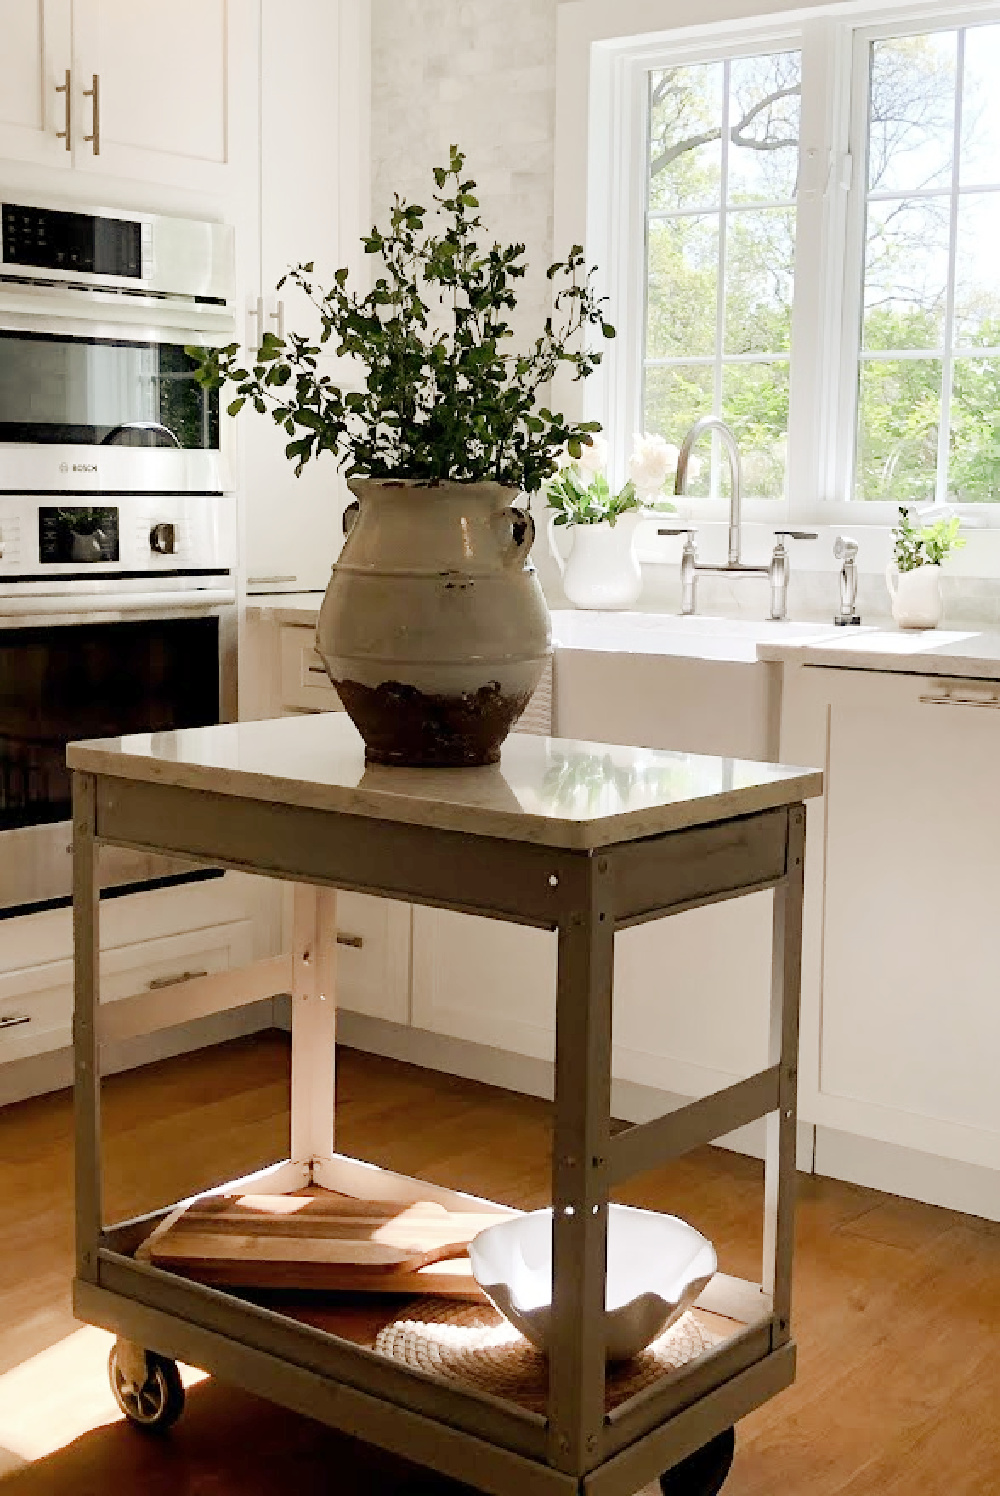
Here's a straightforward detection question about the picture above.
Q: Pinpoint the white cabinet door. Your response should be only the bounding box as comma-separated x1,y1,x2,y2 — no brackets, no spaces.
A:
0,0,72,168
782,665,1000,1173
334,892,410,1024
411,905,557,1060
242,0,367,591
69,0,256,192
553,658,777,1095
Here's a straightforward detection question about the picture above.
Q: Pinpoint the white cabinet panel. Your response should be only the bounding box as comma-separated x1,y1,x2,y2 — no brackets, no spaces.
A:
0,0,72,168
278,623,342,713
612,896,772,1098
0,917,253,1062
783,665,1000,1171
242,0,367,592
334,891,410,1024
411,906,557,1060
70,0,254,191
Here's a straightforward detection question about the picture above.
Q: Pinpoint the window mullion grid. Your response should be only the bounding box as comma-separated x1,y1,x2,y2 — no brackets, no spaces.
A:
935,28,965,504
713,58,732,501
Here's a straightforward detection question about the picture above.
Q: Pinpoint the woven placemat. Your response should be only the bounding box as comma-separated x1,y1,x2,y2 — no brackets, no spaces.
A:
374,1299,719,1414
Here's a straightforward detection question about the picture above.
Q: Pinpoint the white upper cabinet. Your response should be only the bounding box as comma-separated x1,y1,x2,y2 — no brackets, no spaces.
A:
0,0,72,169
0,0,255,192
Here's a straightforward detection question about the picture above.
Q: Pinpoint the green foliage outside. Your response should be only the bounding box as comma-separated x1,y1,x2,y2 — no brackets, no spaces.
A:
643,33,1000,504
891,505,966,570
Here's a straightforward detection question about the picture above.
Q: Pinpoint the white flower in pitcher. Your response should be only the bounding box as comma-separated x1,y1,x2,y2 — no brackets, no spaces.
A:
576,432,608,476
629,433,679,496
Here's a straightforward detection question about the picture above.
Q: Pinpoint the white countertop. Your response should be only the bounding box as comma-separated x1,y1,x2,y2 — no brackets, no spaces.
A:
245,591,325,625
756,625,1000,680
246,594,1000,680
66,713,822,850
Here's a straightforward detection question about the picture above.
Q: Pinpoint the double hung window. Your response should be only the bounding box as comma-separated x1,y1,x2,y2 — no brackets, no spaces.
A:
597,6,1000,517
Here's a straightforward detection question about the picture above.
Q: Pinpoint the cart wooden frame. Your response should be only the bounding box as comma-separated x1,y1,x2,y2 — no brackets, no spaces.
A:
69,723,817,1496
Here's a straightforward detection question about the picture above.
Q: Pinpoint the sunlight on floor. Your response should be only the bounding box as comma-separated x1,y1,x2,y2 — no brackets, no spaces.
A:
0,1326,206,1465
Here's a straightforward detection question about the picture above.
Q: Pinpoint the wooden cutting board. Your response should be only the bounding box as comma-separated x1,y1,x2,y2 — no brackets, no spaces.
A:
139,1190,510,1296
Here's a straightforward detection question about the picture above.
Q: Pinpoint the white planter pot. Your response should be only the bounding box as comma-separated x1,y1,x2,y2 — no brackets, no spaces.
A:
547,511,643,610
316,479,550,766
885,562,943,629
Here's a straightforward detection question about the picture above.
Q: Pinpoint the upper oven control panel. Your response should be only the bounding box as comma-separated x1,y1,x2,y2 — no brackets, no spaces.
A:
39,507,120,564
2,204,141,279
0,199,234,303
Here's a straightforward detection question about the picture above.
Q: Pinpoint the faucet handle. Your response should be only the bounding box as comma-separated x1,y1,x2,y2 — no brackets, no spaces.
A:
773,529,819,541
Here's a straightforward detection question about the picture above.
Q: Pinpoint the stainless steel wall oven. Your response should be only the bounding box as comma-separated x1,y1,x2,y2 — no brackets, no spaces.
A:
0,199,238,916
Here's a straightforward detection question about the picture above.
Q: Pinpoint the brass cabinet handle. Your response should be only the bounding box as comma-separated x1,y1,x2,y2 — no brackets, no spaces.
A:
148,968,209,990
83,73,100,155
336,933,363,949
919,689,1000,710
0,1014,31,1030
55,69,71,150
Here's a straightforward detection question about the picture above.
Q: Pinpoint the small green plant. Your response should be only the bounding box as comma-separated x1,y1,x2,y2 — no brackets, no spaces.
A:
891,506,966,572
545,432,678,527
546,468,642,528
189,147,613,492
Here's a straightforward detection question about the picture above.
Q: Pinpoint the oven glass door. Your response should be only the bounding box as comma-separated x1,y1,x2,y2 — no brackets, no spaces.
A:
0,616,220,913
0,331,220,448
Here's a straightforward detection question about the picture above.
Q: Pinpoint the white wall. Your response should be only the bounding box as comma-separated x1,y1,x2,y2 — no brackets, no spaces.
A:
370,0,561,353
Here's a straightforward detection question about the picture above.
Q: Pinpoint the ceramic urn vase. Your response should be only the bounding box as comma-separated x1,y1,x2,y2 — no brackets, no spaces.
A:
316,478,551,767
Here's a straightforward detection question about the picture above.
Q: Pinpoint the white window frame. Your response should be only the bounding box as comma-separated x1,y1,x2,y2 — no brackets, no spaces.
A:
563,0,1000,553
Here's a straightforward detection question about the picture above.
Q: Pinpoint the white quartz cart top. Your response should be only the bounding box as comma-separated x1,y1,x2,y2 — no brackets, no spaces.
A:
756,625,1000,680
66,714,822,851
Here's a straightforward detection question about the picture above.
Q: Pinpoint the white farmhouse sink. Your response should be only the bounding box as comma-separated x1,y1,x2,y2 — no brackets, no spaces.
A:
550,610,837,664
550,610,838,761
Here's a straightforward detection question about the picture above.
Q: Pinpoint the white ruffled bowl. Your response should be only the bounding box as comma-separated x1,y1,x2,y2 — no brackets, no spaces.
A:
467,1203,716,1362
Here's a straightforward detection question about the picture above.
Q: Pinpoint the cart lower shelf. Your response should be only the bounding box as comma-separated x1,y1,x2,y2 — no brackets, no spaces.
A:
76,1153,794,1496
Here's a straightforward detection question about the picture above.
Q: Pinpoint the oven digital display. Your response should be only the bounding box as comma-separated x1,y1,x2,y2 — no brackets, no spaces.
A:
39,507,120,564
2,203,142,278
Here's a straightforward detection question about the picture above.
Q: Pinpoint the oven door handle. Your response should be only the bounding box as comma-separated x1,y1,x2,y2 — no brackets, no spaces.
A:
0,588,236,617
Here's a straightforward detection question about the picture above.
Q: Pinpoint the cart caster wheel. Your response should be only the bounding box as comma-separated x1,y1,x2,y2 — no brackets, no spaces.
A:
658,1426,735,1495
108,1343,185,1432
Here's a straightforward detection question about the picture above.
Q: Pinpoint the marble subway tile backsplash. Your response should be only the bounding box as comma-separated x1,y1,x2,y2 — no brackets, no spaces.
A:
370,0,559,354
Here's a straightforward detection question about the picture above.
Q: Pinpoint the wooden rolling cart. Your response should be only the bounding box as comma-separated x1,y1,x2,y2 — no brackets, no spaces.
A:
69,714,821,1496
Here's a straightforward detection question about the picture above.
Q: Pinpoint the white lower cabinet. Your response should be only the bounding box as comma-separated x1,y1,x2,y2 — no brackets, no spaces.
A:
782,664,1000,1212
0,872,272,1096
330,890,411,1025
408,667,774,1111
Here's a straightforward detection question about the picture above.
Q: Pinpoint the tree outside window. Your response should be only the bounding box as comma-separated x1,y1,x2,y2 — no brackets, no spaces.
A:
856,24,1000,504
643,50,801,501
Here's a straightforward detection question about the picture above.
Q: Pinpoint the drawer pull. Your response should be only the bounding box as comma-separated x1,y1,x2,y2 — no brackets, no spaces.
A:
148,969,209,991
307,664,329,676
919,691,1000,710
0,1014,30,1029
336,933,364,949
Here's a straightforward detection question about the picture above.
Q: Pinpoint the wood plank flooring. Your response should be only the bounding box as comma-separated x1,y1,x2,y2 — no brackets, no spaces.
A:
0,1031,997,1494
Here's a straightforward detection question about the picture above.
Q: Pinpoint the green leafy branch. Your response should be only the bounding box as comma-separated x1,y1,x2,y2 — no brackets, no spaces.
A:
892,506,966,572
189,146,613,491
545,468,643,527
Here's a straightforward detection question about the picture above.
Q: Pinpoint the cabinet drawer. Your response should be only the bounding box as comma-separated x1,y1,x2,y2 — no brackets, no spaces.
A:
279,625,343,713
0,919,253,1063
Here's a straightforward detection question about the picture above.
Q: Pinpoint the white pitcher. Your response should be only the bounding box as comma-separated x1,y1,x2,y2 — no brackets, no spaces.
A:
547,511,643,610
885,562,943,629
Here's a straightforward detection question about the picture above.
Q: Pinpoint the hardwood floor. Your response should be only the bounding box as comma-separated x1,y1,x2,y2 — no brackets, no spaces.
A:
0,1031,997,1494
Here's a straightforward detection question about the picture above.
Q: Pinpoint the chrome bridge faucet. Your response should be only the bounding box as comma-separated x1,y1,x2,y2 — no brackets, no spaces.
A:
658,415,816,620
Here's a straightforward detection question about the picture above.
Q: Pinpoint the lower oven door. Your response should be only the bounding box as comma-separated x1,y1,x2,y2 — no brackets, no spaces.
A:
0,611,229,915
